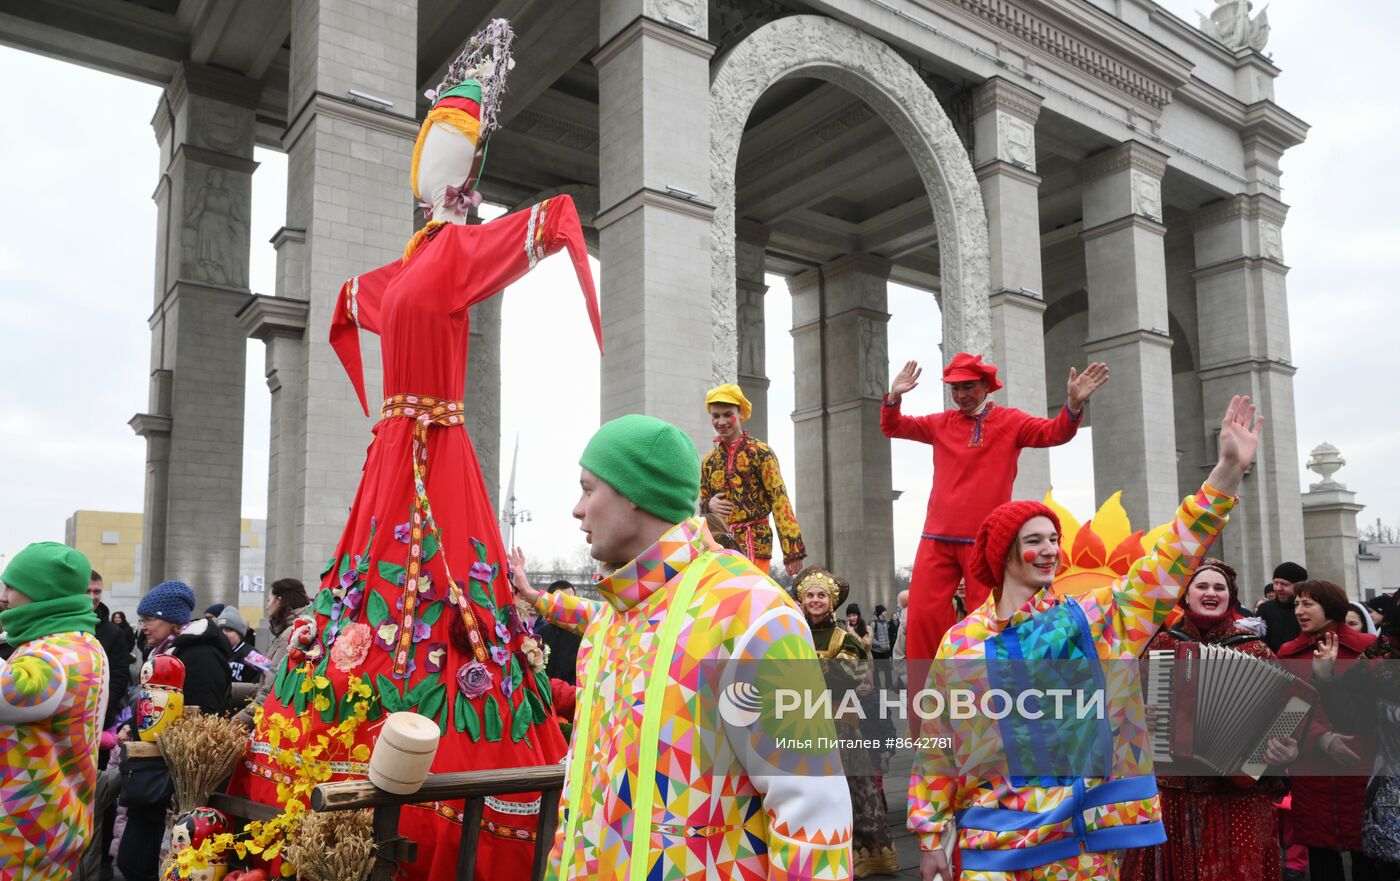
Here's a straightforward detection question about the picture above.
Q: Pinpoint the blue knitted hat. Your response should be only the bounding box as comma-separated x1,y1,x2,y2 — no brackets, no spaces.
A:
138,580,196,625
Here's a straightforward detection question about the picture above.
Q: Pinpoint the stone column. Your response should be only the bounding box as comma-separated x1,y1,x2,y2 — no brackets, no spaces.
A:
594,5,716,447
1301,444,1364,597
735,220,770,439
1190,194,1304,595
265,0,418,584
972,77,1051,499
466,294,502,509
1078,141,1177,527
788,254,895,600
132,63,259,604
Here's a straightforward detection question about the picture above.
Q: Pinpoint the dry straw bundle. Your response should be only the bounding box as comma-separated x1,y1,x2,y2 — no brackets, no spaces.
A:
283,809,376,881
156,713,249,815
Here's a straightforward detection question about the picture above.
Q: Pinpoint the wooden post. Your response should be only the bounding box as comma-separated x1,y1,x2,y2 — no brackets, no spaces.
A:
455,797,486,880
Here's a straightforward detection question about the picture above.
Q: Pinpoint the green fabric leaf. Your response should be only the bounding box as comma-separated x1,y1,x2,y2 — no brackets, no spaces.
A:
457,694,481,740
484,695,503,742
525,687,548,724
321,556,336,577
534,669,551,701
337,552,352,579
473,538,488,563
510,697,531,742
509,657,523,691
469,582,493,609
436,696,449,737
292,669,308,714
314,589,335,616
377,561,408,587
274,661,293,703
419,683,446,724
376,675,404,714
404,676,435,708
420,601,443,627
423,533,440,563
367,591,391,627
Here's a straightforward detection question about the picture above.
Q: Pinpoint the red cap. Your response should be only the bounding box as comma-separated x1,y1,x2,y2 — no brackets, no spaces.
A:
942,352,1003,392
970,500,1061,588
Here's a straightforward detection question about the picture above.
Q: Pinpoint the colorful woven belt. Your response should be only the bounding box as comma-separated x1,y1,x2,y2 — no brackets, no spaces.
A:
728,516,767,562
380,393,487,671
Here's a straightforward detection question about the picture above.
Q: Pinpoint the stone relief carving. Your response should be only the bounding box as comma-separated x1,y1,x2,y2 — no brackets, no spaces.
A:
1260,221,1283,261
191,100,252,154
859,317,889,398
710,15,991,386
645,0,705,34
181,166,249,288
1130,169,1162,222
736,287,765,377
1198,0,1270,52
997,113,1035,170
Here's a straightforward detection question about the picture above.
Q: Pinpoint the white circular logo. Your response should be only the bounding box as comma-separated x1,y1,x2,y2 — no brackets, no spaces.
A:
718,681,763,728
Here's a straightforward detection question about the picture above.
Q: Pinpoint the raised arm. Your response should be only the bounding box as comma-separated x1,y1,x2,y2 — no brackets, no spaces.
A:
1013,362,1107,448
328,259,403,415
446,195,603,353
1107,396,1260,657
881,360,938,443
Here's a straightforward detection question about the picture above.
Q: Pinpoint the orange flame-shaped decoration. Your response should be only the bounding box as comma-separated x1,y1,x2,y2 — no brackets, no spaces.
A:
1043,490,1171,598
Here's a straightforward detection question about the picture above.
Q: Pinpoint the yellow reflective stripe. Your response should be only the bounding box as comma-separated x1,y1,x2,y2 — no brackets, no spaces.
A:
557,603,614,879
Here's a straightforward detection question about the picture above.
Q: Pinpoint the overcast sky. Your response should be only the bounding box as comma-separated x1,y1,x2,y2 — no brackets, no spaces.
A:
1,0,1396,580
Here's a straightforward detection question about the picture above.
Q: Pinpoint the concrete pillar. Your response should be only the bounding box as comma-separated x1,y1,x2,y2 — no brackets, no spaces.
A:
788,254,896,602
1301,444,1364,598
1078,141,1177,527
465,293,502,509
735,220,771,439
594,7,716,447
132,63,260,604
264,0,418,584
972,77,1050,500
1190,194,1305,597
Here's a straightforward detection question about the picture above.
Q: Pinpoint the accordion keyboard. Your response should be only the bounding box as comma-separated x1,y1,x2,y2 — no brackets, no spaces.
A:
1146,649,1175,762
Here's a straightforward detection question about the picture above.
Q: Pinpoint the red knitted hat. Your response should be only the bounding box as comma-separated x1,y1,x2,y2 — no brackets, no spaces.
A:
970,500,1062,588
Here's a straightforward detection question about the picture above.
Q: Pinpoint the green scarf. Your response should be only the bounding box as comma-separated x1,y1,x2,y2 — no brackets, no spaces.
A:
0,594,97,647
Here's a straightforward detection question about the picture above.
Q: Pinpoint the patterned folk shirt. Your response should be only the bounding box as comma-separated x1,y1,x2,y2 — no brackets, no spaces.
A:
700,433,806,564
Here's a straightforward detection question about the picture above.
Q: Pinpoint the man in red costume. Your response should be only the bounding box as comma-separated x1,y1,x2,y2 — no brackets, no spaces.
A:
881,352,1108,659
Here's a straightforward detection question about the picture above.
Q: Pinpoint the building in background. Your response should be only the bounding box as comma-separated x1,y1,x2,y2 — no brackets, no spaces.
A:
65,510,268,628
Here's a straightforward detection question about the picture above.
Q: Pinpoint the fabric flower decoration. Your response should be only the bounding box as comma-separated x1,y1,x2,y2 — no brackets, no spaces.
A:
412,618,432,644
390,656,417,681
520,636,546,674
394,522,411,543
494,620,510,642
373,621,399,651
456,661,493,699
424,642,448,674
289,615,317,651
339,568,359,591
306,642,325,662
469,560,494,583
500,675,515,699
330,623,372,673
490,644,511,667
418,572,437,602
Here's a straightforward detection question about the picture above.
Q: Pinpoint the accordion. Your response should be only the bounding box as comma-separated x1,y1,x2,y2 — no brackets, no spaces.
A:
1145,641,1317,778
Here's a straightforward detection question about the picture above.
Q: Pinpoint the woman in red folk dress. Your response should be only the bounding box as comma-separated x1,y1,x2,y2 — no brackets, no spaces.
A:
1121,559,1298,881
230,20,602,881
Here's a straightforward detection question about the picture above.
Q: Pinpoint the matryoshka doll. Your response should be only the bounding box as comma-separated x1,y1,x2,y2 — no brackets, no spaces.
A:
137,653,186,741
169,807,231,881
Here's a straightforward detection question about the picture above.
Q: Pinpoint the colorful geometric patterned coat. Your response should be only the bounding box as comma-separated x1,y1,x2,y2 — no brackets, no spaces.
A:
0,630,108,881
538,518,852,880
700,434,806,565
908,484,1235,880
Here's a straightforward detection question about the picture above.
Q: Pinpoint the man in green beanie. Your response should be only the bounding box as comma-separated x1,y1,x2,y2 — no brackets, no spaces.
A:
1,542,109,879
516,414,853,881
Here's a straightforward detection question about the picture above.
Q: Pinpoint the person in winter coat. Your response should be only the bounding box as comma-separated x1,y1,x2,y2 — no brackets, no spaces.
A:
233,577,310,727
1277,579,1379,881
1258,561,1307,653
1120,558,1298,881
1315,597,1400,879
88,571,134,742
215,607,269,686
0,543,109,881
117,580,232,881
910,394,1260,881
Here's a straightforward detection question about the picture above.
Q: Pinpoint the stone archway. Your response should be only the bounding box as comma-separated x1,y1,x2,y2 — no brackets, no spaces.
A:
708,14,991,383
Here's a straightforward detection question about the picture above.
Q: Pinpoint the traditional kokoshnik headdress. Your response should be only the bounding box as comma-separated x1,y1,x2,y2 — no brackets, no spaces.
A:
411,18,516,213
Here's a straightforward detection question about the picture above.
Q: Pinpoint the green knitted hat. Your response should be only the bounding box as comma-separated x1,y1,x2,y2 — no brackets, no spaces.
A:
579,415,700,525
1,541,91,601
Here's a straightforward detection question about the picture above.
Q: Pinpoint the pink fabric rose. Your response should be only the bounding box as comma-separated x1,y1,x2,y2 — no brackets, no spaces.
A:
456,661,493,699
330,622,372,673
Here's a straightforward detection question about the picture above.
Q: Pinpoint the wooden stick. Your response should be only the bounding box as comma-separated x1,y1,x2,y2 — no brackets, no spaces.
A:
312,765,565,812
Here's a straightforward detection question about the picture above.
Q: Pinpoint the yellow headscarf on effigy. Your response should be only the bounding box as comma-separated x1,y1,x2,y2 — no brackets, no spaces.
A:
705,383,752,422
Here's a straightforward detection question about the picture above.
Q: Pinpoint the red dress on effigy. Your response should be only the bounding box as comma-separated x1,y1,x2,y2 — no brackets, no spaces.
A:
230,196,601,881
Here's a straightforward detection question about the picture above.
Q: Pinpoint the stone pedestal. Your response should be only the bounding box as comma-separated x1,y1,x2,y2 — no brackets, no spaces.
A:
133,63,260,603
788,254,895,601
735,220,771,439
1079,141,1177,526
1190,194,1304,594
255,0,419,585
594,11,716,447
973,77,1051,499
1301,444,1364,598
